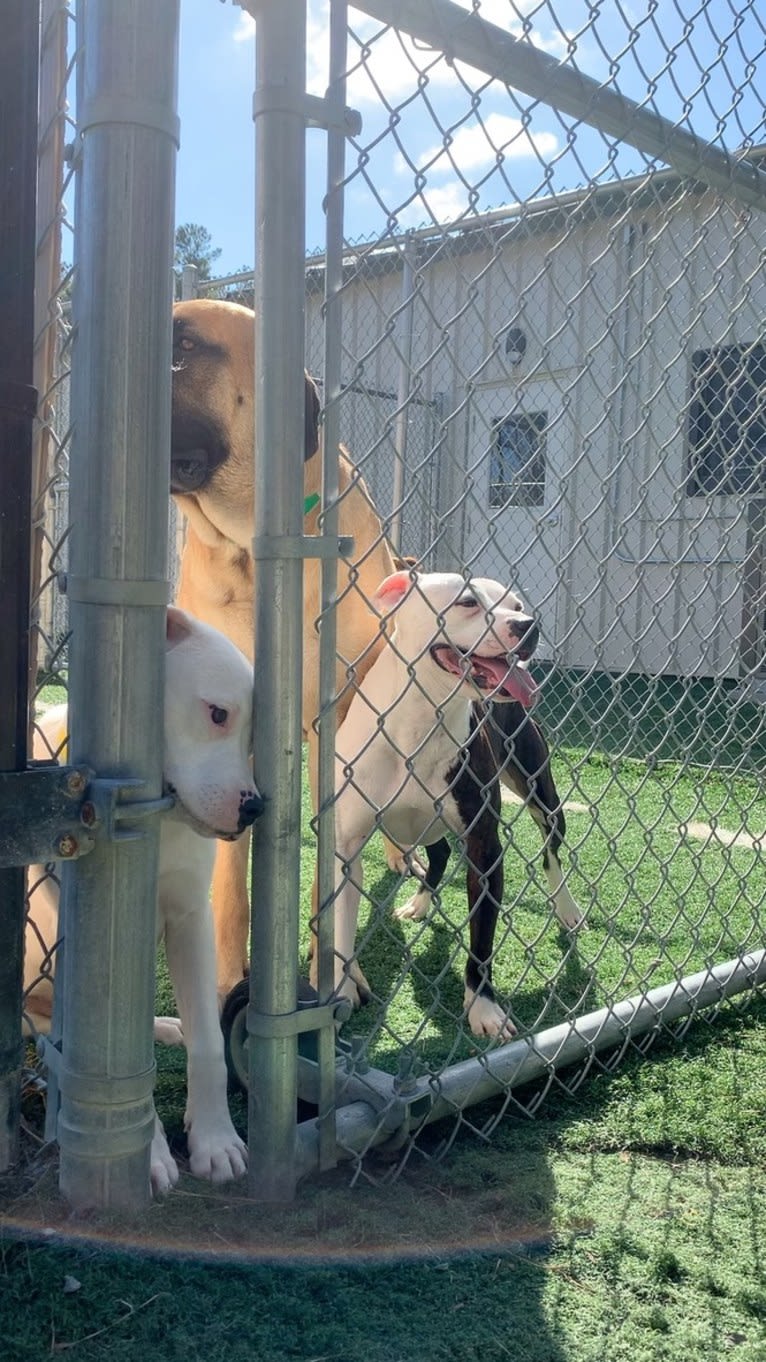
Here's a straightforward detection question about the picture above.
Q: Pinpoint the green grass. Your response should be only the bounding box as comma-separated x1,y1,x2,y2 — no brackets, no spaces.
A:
7,689,766,1360
258,745,766,1081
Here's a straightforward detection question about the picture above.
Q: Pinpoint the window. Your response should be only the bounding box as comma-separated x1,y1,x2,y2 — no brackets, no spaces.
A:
687,344,766,496
489,411,547,508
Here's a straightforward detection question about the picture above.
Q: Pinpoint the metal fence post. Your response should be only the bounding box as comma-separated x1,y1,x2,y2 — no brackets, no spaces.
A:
180,263,199,301
247,0,308,1200
57,0,180,1211
0,0,39,1174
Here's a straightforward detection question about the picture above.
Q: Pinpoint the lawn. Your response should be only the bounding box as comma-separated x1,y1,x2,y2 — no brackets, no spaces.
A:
5,677,766,1360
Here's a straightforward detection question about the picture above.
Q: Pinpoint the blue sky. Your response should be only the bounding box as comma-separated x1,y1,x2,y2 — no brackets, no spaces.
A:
175,0,766,276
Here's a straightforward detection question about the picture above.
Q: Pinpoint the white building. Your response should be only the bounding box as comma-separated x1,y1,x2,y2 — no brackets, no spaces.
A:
305,162,766,683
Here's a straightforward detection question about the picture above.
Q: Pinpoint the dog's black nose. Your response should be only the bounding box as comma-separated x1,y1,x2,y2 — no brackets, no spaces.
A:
238,791,265,831
509,617,539,660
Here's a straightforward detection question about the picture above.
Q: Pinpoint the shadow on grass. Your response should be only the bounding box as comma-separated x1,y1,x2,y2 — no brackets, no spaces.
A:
4,998,766,1362
346,862,597,1074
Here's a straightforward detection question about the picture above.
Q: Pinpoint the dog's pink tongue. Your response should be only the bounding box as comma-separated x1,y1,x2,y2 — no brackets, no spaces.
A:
472,655,539,707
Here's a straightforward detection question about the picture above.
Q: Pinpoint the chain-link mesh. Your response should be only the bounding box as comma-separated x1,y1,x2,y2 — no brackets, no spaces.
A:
22,0,75,1060
295,0,766,1180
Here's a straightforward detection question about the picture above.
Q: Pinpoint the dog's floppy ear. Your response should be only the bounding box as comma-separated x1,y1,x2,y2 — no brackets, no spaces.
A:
304,372,320,461
166,605,194,651
372,569,416,615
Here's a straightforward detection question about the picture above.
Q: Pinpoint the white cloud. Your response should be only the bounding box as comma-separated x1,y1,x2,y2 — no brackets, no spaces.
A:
232,10,254,43
417,112,559,173
393,180,487,228
233,2,575,105
343,18,573,105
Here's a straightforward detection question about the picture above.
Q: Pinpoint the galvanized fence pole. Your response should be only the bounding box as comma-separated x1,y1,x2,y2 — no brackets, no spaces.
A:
0,0,39,1174
390,234,415,555
248,0,308,1200
57,0,179,1211
313,0,357,1173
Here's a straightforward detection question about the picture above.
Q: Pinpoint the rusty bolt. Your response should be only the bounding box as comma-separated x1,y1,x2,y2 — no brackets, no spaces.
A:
66,769,87,797
80,801,97,828
55,833,79,859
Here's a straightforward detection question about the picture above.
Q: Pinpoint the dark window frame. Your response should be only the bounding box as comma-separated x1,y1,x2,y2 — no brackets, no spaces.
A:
489,410,547,509
686,343,766,497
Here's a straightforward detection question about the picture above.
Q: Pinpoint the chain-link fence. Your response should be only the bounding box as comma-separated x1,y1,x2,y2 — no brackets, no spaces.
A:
245,0,766,1186
22,0,75,1093
8,0,766,1207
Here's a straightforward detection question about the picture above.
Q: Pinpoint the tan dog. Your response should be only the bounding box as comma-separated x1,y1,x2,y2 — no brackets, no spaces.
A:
171,298,396,999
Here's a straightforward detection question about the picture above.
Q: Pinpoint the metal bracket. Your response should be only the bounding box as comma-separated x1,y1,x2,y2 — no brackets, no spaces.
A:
298,1036,433,1142
252,534,355,562
247,996,351,1039
252,86,362,138
0,762,175,868
84,777,175,845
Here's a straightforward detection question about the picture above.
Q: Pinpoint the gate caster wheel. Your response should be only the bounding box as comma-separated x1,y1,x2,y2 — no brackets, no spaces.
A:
221,976,323,1114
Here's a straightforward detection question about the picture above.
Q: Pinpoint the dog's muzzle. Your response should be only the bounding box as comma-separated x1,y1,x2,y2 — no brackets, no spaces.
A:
508,616,539,660
237,791,265,833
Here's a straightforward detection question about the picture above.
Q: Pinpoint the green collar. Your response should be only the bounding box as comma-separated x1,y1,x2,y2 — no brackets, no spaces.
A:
304,493,320,516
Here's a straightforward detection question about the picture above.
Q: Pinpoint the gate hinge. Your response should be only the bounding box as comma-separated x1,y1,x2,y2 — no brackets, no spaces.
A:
0,763,175,869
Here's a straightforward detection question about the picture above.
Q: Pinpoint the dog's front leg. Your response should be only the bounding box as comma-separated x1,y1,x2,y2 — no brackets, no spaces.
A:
463,833,516,1042
163,869,247,1184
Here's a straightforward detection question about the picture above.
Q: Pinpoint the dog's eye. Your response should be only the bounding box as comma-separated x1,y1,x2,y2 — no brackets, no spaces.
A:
209,705,228,726
179,336,195,352
456,596,479,609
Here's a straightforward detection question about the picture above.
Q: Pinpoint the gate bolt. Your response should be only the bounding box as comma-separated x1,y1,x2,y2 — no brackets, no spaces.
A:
393,1049,418,1096
55,832,79,859
80,801,97,828
66,770,87,797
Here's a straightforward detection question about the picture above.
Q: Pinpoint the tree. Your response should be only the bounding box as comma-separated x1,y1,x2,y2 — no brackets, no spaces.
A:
174,222,222,284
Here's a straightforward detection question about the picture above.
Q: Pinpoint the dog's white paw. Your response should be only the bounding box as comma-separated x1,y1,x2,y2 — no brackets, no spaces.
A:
394,887,431,921
154,1015,185,1046
464,990,517,1042
186,1117,247,1184
554,887,586,932
150,1117,180,1196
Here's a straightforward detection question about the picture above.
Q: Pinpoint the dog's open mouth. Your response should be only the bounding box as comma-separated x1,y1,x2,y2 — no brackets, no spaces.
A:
430,645,538,706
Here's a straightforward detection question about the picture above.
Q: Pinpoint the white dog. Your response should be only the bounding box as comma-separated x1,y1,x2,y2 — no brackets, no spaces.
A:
24,607,262,1194
330,570,564,1040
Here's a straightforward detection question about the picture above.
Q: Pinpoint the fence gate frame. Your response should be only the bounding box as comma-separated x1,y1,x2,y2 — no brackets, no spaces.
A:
4,0,766,1212
244,0,766,1192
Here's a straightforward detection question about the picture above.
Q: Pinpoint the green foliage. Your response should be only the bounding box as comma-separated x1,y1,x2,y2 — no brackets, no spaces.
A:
174,221,221,281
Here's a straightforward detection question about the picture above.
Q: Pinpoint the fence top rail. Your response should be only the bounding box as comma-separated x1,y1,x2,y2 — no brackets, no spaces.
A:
196,144,766,297
348,0,766,214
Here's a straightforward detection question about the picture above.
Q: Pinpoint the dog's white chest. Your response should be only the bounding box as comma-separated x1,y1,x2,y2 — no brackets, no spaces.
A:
339,718,467,847
384,754,463,845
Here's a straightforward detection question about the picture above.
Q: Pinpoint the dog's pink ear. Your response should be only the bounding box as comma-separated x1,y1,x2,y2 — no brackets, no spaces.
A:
373,570,415,614
166,606,193,651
